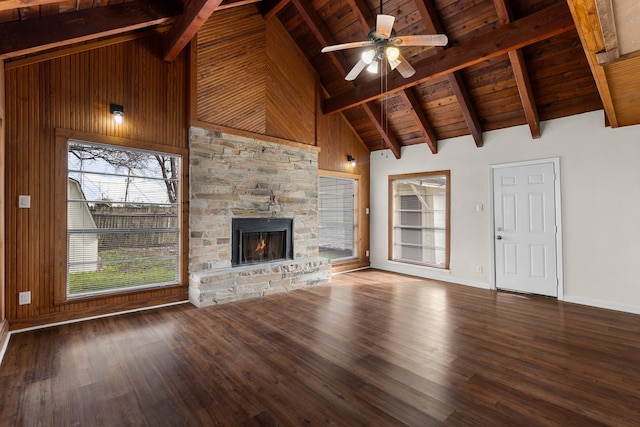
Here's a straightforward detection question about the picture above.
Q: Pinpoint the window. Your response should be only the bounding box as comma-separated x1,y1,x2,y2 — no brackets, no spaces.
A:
319,173,357,261
66,140,181,298
389,171,450,268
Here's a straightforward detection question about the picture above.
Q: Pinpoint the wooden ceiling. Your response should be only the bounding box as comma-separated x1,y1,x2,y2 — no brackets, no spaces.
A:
0,0,637,156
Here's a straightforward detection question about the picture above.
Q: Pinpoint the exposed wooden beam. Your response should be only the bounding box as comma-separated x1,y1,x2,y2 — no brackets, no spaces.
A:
324,2,575,114
566,0,617,127
261,0,290,20
448,72,483,147
0,0,59,12
362,102,402,159
593,0,618,63
493,0,540,139
0,0,179,60
291,0,345,79
163,0,223,62
508,49,540,138
398,89,438,154
415,0,482,148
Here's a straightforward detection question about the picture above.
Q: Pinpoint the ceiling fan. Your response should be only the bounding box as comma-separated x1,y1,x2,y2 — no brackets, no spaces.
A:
321,2,448,81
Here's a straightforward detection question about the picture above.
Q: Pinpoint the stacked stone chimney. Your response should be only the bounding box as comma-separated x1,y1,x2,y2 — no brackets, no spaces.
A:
188,127,330,307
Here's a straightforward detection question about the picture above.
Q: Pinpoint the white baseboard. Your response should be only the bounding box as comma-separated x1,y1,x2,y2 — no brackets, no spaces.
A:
562,295,640,315
370,262,491,290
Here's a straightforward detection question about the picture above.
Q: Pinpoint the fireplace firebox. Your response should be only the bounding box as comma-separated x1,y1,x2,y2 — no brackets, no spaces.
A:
232,218,293,266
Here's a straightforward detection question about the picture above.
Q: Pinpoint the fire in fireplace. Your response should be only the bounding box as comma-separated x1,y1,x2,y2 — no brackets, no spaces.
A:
232,218,293,266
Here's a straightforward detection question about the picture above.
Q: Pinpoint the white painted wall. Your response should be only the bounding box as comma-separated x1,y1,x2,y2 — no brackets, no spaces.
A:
370,111,640,314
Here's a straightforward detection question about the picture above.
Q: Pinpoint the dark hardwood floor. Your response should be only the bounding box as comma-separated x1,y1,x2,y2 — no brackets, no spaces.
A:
2,269,640,426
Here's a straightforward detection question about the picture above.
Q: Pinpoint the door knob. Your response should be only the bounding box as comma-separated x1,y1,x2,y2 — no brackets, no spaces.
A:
496,235,503,240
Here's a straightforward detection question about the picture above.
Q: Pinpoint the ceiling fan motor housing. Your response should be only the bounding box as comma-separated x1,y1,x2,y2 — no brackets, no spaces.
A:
367,28,396,59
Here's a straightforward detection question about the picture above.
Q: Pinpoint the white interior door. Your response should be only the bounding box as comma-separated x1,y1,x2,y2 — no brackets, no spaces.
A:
492,161,559,297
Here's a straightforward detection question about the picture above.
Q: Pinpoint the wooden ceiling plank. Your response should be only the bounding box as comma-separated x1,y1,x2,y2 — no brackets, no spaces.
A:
0,0,59,12
566,0,618,127
345,0,374,29
493,0,540,139
362,102,402,159
415,0,483,148
399,89,437,154
324,2,576,114
163,0,223,62
0,0,178,59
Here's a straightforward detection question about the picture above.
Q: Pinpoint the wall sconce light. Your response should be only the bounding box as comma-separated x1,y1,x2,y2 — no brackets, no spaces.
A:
347,155,356,167
110,103,124,125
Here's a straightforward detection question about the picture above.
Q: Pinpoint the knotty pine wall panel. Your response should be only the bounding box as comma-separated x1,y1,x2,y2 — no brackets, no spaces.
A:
4,35,188,329
265,18,316,145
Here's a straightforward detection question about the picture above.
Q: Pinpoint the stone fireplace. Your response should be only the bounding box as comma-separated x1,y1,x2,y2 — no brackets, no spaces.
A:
188,126,331,307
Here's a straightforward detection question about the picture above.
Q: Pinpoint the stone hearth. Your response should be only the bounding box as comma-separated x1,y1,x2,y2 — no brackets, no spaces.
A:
188,126,331,307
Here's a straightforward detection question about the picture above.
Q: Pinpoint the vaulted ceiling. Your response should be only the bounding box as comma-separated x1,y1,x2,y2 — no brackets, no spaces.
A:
1,0,637,156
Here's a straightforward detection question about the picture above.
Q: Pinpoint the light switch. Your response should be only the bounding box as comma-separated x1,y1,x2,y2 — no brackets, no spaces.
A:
475,203,483,212
19,195,31,209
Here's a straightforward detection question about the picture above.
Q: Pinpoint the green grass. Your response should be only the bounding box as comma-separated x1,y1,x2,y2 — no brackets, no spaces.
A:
68,248,177,295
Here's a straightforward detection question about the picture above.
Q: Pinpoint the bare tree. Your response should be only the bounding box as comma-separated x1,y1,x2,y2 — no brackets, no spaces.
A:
69,143,178,203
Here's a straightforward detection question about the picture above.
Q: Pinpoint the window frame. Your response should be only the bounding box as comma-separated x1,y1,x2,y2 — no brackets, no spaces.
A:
318,170,360,264
54,129,187,303
388,170,451,269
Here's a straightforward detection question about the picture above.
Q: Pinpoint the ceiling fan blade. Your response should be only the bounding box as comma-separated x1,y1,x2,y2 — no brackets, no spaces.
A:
375,14,395,39
394,34,448,47
345,59,368,81
321,41,373,53
395,54,416,78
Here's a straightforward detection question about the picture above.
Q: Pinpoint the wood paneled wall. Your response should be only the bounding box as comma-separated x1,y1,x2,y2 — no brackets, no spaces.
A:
196,5,316,145
4,35,189,329
265,18,316,145
196,7,267,134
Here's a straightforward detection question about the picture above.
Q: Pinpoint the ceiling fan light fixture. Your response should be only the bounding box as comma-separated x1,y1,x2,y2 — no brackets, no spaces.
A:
361,49,376,65
388,57,401,70
367,59,379,74
386,46,400,61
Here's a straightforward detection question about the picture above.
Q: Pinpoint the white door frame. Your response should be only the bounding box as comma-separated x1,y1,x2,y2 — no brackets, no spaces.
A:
489,157,564,300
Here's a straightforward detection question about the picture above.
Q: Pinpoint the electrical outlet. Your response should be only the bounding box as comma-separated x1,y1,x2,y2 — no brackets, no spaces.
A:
19,195,31,209
365,250,370,257
19,291,31,305
476,265,483,273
